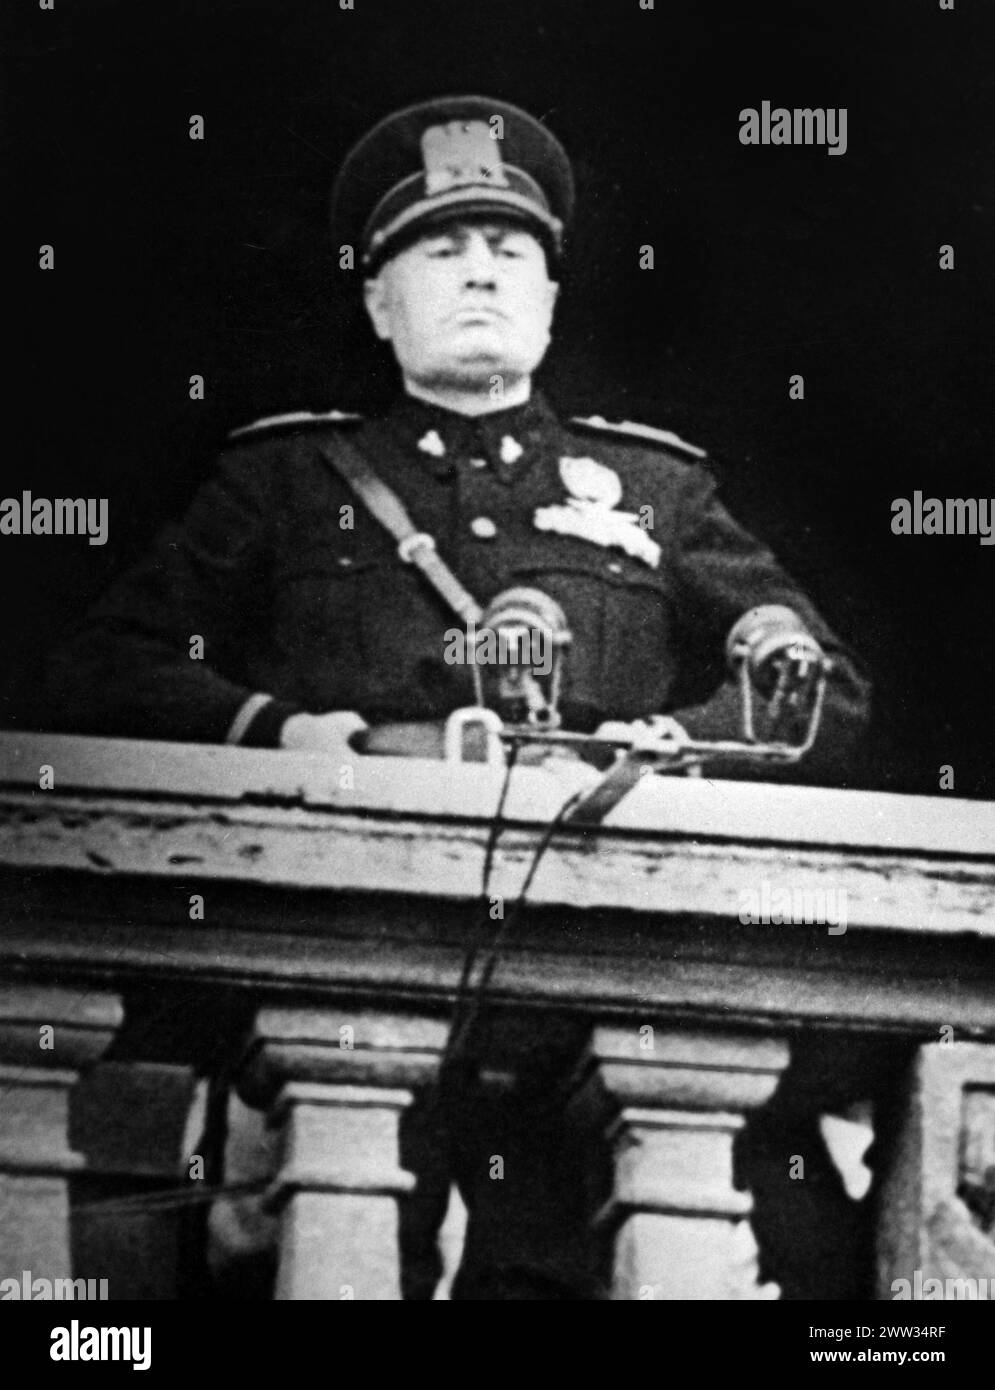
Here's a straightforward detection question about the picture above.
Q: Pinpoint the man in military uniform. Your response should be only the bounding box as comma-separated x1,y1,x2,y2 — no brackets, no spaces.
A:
51,96,873,1299
52,94,869,773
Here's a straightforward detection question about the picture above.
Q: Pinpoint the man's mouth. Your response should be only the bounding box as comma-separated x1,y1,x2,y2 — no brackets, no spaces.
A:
451,306,506,323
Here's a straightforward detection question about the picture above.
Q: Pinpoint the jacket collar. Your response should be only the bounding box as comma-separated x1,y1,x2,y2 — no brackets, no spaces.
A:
378,389,561,482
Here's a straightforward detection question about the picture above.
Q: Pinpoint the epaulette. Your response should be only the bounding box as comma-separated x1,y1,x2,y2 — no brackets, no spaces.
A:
570,414,707,460
227,409,362,441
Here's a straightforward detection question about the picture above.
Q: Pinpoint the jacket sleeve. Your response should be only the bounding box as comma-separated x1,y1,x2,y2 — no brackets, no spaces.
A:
46,445,300,745
668,466,872,783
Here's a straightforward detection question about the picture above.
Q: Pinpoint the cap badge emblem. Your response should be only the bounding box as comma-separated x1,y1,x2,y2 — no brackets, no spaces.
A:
421,121,510,196
533,456,661,568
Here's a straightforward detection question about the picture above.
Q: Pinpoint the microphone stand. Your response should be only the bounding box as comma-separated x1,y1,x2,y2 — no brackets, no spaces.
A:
444,657,831,826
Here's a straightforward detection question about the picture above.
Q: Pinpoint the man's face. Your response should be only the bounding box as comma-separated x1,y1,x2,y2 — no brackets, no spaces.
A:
363,220,559,393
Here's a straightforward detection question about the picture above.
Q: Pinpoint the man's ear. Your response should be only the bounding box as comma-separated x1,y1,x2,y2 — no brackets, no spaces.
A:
363,274,393,342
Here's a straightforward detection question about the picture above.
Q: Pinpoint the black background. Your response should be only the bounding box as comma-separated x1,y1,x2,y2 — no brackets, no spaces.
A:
4,0,993,795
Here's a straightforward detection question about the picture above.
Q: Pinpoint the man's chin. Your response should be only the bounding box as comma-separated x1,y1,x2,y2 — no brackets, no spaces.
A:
418,359,524,391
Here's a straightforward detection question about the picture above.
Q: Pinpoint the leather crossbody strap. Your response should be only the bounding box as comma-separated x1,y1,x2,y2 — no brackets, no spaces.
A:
313,436,484,625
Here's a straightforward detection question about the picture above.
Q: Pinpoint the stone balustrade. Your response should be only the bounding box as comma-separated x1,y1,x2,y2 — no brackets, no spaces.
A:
0,732,993,1299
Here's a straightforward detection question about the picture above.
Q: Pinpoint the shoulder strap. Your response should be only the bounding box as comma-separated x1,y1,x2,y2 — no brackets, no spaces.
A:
571,414,707,459
312,435,483,626
228,409,362,440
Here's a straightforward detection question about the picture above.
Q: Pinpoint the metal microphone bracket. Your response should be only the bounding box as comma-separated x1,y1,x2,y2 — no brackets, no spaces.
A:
437,596,833,823
730,645,831,755
440,658,832,825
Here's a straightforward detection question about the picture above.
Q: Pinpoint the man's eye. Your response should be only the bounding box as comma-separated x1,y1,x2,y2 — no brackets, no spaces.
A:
426,244,457,258
498,246,523,258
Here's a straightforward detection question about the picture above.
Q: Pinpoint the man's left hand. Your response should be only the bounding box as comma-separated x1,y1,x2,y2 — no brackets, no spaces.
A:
593,714,690,752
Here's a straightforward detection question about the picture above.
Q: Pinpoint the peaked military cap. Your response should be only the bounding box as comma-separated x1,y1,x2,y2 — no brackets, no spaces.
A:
331,95,575,272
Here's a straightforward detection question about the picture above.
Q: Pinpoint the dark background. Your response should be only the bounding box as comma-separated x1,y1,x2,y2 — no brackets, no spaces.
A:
4,0,993,795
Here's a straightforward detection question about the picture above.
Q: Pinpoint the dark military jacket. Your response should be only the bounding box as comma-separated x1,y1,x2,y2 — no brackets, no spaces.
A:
50,391,870,780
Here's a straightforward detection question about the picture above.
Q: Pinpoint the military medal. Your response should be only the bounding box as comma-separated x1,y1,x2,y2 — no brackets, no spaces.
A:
533,457,661,568
558,455,623,509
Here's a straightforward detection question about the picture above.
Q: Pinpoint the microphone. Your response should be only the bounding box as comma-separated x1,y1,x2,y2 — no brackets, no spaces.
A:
725,605,829,721
473,587,572,727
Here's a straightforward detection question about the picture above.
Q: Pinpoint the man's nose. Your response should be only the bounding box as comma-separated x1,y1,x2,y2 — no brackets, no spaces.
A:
461,232,499,285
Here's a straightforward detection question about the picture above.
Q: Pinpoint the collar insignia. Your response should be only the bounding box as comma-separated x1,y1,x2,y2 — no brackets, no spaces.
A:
500,435,524,465
417,429,446,458
533,455,661,568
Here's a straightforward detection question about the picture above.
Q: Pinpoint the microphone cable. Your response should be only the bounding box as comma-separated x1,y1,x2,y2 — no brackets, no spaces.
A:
439,736,520,1080
441,743,587,1079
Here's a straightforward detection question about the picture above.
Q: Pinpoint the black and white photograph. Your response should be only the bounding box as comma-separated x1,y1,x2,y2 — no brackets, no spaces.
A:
1,0,994,1354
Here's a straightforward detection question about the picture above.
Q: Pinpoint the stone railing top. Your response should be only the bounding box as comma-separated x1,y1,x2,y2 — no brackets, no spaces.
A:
0,732,993,939
0,730,992,856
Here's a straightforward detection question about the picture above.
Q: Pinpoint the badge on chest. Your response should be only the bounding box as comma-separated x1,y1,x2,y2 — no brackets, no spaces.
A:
533,457,661,568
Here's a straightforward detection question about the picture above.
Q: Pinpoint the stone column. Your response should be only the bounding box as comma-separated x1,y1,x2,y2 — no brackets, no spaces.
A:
238,1007,449,1301
877,1040,995,1297
568,1026,789,1300
0,984,123,1278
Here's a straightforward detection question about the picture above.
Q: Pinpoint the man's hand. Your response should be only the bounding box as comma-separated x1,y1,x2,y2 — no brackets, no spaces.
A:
279,710,368,752
593,715,690,752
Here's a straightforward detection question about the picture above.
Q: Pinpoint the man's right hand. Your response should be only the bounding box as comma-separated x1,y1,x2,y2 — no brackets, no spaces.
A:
279,710,368,752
